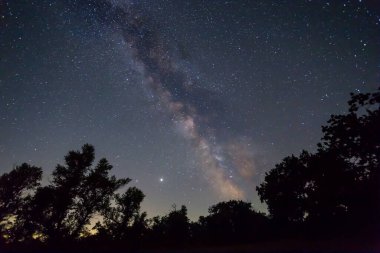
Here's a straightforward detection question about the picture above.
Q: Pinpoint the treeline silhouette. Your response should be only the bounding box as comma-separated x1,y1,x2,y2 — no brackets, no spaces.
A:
1,89,379,252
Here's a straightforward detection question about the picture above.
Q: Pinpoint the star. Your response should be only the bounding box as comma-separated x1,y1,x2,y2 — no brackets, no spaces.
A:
0,0,378,219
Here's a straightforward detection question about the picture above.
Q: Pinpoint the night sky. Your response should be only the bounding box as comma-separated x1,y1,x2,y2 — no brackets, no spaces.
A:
1,0,379,219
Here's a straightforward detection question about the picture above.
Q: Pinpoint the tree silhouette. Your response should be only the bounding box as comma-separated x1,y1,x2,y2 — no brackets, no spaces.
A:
149,205,191,247
256,152,311,223
0,163,42,242
5,144,131,243
319,90,380,226
198,200,268,244
1,88,379,251
68,158,130,239
257,89,380,235
0,164,42,221
97,186,146,242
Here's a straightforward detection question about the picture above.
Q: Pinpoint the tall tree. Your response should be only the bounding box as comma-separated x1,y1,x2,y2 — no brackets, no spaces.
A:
319,89,380,223
256,152,311,223
22,144,130,241
257,89,380,234
0,164,42,241
98,186,146,241
0,163,42,221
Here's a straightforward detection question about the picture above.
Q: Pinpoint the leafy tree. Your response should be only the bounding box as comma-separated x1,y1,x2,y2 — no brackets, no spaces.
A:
319,90,380,223
256,153,311,223
68,158,130,239
149,205,191,247
303,150,353,223
257,151,352,224
257,89,380,234
0,164,42,241
0,164,42,222
199,200,268,244
20,144,130,242
320,90,380,169
97,186,146,241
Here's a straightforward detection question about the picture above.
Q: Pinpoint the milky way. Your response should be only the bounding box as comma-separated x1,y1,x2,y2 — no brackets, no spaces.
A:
1,0,379,218
83,0,252,199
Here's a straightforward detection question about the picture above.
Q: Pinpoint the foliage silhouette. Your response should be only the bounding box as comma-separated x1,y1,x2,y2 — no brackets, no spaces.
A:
1,88,379,252
1,144,132,244
0,164,42,221
146,205,191,248
96,186,146,241
196,200,269,245
257,88,380,237
0,163,42,243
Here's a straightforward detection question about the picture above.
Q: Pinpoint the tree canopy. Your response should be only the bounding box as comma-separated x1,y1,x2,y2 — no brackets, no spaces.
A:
257,89,380,233
1,88,379,251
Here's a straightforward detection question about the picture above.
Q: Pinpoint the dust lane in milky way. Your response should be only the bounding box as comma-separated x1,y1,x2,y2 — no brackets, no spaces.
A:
90,0,250,199
1,0,379,218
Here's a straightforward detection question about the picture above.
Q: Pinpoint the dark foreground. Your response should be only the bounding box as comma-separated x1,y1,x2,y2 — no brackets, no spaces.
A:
2,237,380,253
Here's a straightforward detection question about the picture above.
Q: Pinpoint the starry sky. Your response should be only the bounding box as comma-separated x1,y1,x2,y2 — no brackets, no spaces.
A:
1,0,379,219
